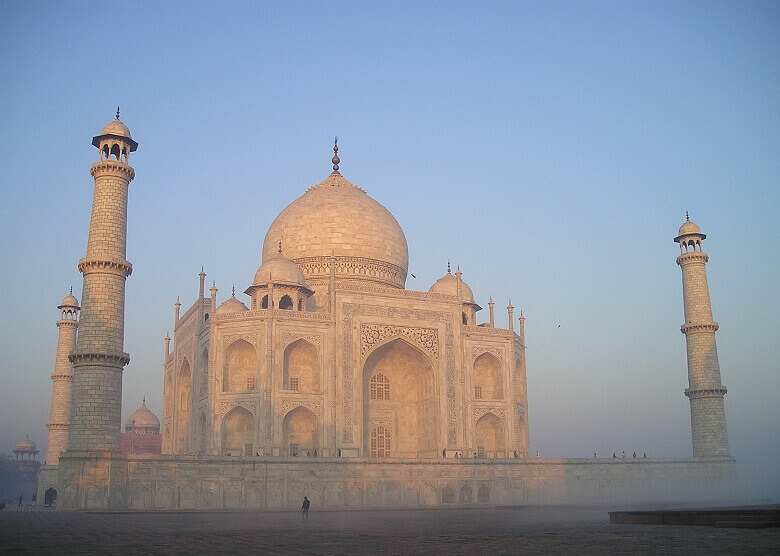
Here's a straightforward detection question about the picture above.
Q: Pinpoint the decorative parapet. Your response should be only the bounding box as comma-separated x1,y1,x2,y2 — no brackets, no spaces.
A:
211,308,333,323
69,350,130,367
78,258,132,277
676,252,709,265
90,160,135,180
681,322,719,334
337,281,458,302
685,387,727,399
462,325,514,338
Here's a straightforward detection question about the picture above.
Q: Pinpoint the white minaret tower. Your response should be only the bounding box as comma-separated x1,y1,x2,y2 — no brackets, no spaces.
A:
675,215,730,458
67,110,137,452
45,290,80,464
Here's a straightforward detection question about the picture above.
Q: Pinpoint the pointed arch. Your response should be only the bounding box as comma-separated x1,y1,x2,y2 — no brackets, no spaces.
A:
222,406,254,456
223,339,257,393
177,359,192,453
475,412,504,458
474,352,503,400
283,339,319,392
282,406,318,456
362,337,439,458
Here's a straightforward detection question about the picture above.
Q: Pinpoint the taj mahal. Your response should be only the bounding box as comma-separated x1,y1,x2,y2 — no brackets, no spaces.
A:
38,113,735,510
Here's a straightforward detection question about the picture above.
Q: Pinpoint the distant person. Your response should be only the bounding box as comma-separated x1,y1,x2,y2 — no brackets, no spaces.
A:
536,450,539,459
594,453,597,458
514,451,518,459
633,452,636,458
18,495,23,506
442,449,446,458
643,453,647,458
31,493,36,505
622,451,626,458
301,496,310,522
613,453,616,458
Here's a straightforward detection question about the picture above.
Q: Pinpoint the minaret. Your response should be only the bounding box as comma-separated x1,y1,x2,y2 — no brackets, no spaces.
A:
67,111,137,452
675,215,730,458
45,290,80,464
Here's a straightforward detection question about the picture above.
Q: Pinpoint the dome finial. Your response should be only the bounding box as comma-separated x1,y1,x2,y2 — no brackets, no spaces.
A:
686,211,689,221
447,260,451,274
232,285,236,297
142,396,146,405
70,286,73,295
332,136,341,174
116,106,120,120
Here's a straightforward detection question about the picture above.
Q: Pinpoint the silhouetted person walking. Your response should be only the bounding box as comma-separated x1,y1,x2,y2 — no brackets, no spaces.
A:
301,496,310,522
18,495,22,506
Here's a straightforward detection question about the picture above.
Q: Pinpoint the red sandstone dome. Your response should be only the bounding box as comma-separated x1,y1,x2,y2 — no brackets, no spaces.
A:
125,400,160,433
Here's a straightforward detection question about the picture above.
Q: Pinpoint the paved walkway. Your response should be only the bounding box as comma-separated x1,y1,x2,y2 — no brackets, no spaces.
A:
1,506,778,553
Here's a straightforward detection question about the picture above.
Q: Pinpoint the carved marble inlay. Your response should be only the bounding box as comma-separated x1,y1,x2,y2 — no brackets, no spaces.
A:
360,324,438,361
280,400,322,418
220,400,256,415
472,346,504,362
280,332,322,349
474,407,506,423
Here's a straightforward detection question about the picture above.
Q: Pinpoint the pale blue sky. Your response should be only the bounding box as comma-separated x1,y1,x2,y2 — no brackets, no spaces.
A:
1,2,777,499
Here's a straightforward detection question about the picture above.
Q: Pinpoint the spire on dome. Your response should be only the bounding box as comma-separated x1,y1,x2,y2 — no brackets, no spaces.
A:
232,285,236,297
686,211,690,221
447,260,451,274
332,136,341,174
116,106,120,120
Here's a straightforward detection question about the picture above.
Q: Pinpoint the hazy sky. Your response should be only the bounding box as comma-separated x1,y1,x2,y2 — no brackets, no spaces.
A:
1,2,777,499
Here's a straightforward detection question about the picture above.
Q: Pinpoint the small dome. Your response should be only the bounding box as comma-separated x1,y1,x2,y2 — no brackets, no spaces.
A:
678,219,701,236
253,256,309,288
125,400,160,432
216,294,249,315
429,271,475,302
100,118,132,139
14,437,37,453
58,292,79,309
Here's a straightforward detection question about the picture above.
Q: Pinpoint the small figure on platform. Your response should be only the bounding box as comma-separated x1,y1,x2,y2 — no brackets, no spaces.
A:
301,496,310,522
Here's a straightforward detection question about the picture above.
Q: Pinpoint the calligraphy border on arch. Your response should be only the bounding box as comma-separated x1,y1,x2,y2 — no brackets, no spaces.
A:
342,304,456,445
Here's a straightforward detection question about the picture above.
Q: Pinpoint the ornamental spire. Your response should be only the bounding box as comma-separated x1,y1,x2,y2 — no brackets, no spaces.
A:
331,136,341,174
116,106,120,120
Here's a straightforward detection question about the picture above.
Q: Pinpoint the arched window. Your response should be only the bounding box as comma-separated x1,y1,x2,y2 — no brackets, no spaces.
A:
261,295,269,309
279,295,293,310
223,340,256,393
369,373,390,400
370,425,391,458
462,312,468,325
283,340,319,392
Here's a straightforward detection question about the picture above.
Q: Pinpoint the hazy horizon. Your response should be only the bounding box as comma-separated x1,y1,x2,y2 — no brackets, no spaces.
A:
0,2,776,502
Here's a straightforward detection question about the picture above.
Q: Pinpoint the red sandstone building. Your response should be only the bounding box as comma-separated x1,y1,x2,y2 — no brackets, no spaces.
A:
120,400,162,455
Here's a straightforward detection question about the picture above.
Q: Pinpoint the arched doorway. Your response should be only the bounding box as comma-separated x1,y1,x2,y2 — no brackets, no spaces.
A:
222,407,254,456
475,412,504,458
362,338,439,458
282,407,318,457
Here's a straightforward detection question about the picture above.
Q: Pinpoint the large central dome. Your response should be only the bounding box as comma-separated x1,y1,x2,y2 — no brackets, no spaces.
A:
262,172,409,289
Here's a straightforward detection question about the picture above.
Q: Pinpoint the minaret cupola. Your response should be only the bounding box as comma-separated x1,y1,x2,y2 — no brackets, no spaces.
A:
92,107,138,164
